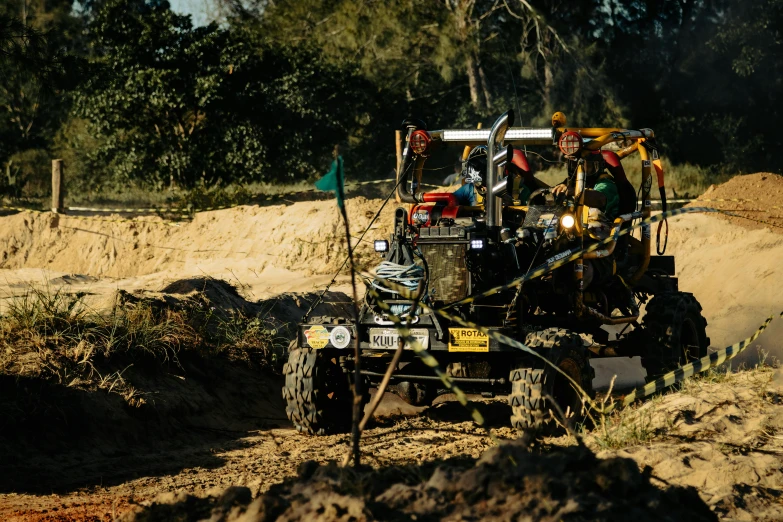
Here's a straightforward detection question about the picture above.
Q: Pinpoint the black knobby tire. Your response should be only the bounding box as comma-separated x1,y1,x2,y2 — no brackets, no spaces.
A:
639,292,710,381
282,345,354,435
509,328,595,431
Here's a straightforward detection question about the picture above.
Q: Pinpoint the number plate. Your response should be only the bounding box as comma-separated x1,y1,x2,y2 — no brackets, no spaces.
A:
368,328,429,349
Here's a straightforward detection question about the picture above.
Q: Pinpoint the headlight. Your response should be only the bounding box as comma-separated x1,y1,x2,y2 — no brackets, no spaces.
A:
470,238,485,250
374,240,389,252
560,214,575,229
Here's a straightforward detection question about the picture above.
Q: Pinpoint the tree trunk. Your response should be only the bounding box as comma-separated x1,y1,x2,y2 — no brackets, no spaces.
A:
466,54,480,110
543,59,553,111
478,62,492,110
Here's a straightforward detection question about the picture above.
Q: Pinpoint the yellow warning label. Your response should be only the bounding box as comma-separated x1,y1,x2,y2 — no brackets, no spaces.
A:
303,325,330,349
448,328,489,352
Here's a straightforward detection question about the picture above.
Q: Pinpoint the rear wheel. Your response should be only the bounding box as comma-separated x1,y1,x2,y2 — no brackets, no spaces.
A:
282,345,354,435
509,328,595,432
639,292,709,381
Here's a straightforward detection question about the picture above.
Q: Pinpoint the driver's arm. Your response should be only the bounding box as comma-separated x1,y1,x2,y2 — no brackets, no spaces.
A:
551,183,607,209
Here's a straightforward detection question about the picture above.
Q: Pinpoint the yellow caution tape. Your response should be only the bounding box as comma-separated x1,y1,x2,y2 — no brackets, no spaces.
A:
437,206,721,310
369,274,782,420
3,179,442,216
617,311,783,409
0,206,44,213
361,205,783,423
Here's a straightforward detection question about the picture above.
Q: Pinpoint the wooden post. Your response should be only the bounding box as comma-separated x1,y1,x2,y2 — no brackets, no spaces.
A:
394,130,402,203
51,159,64,213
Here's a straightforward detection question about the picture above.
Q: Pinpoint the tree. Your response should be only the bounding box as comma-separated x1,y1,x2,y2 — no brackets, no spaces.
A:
68,0,396,189
0,0,85,197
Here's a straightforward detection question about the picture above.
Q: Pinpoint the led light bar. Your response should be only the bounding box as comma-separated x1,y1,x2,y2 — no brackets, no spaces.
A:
437,128,554,144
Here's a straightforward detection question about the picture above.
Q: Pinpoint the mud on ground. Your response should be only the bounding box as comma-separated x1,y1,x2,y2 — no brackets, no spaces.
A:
113,367,783,522
3,366,782,521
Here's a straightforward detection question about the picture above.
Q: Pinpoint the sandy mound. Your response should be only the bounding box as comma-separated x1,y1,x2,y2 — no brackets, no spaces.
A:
592,367,783,521
0,196,395,279
688,172,783,231
661,211,783,364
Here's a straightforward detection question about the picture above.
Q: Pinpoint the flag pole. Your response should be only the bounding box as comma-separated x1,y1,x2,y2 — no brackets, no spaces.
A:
313,145,364,467
333,146,363,468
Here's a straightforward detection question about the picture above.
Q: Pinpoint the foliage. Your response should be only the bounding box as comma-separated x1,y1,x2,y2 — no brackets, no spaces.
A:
1,0,782,199
0,285,286,405
66,0,396,191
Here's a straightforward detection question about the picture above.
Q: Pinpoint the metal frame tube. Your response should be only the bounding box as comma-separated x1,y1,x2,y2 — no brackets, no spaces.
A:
630,141,653,283
396,127,417,204
486,111,513,229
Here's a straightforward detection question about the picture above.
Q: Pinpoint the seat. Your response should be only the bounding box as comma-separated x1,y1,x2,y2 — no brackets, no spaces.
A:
601,150,636,215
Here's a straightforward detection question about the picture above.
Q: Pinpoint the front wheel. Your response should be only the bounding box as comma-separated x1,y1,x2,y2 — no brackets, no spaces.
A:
282,346,354,435
639,292,709,381
509,328,595,432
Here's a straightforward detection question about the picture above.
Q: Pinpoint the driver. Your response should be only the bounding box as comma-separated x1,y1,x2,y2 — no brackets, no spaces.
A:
552,151,620,221
453,145,487,206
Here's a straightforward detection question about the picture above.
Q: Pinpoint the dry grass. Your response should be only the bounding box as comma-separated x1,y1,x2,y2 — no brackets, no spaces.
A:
0,287,286,406
587,394,672,451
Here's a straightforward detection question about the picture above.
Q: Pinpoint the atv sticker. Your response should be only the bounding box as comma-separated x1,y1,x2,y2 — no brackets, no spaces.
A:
303,325,330,349
448,328,489,352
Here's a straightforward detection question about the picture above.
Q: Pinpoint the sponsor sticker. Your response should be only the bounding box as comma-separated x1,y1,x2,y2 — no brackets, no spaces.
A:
412,210,429,225
303,325,330,349
448,328,489,353
545,248,574,265
642,160,651,167
329,325,351,349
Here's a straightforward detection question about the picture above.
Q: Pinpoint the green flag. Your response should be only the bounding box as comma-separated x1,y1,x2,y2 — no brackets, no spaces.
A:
315,156,345,209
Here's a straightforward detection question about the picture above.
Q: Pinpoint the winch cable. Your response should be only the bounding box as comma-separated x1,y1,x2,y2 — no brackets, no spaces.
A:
302,163,412,321
370,261,425,295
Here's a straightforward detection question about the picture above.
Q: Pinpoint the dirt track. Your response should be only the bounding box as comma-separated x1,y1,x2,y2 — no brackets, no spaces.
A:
1,173,783,520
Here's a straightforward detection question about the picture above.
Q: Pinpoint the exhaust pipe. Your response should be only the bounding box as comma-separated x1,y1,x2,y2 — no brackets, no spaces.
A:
486,110,514,229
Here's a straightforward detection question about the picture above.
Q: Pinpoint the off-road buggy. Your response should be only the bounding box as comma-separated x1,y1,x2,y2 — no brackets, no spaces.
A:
283,110,709,434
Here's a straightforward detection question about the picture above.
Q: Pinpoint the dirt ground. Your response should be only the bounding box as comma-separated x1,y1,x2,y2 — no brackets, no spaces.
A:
4,368,781,521
1,173,783,520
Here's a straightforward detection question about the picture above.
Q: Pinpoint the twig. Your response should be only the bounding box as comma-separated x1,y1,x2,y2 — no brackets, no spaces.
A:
342,281,424,467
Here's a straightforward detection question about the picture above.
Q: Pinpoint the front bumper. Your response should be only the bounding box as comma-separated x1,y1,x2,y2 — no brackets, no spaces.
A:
297,315,516,353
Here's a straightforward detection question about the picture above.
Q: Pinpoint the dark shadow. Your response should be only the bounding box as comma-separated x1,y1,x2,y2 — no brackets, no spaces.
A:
0,358,287,494
124,440,718,522
0,279,355,494
424,399,513,428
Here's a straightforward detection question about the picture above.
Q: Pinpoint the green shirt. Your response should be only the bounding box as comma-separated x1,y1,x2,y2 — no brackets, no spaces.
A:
518,184,531,205
592,175,620,220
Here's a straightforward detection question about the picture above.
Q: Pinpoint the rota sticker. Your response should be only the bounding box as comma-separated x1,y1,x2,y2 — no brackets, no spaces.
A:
448,328,489,352
304,325,330,349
